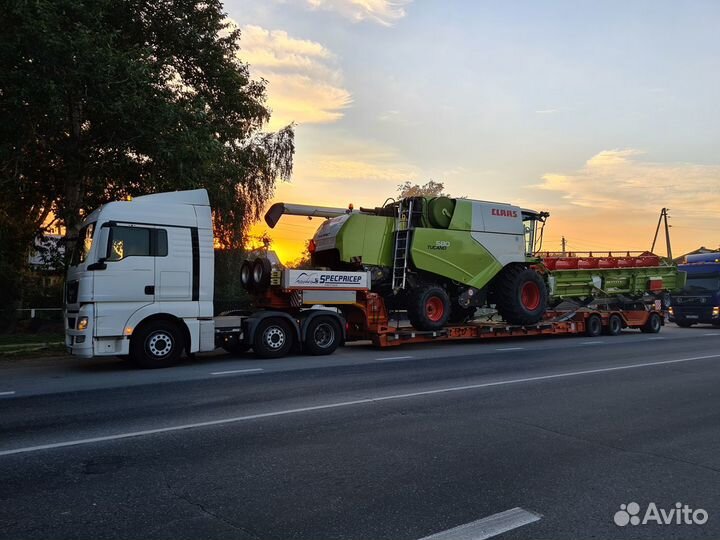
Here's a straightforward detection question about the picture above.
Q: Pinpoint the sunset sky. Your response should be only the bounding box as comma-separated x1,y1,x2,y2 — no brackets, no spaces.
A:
227,0,720,263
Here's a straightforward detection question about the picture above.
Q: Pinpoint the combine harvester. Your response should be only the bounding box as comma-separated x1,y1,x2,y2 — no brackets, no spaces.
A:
64,190,684,367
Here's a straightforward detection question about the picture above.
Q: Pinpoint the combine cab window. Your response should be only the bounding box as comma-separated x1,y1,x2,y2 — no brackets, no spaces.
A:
106,226,168,261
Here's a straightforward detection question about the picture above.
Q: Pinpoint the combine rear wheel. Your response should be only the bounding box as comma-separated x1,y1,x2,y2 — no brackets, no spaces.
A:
407,285,451,331
493,266,547,325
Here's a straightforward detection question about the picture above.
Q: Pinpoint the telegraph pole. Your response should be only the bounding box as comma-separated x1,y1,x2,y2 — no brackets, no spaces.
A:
561,236,567,255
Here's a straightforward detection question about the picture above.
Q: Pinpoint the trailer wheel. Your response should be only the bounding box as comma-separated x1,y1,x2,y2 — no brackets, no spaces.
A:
304,317,341,355
407,285,451,331
641,312,662,333
130,320,184,369
493,266,548,325
254,318,294,358
585,314,602,337
604,314,623,336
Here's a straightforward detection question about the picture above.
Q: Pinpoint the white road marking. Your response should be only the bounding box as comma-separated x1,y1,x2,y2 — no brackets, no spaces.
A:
0,391,16,397
495,347,525,351
210,368,264,376
581,341,603,345
703,333,719,336
2,353,719,458
418,507,541,540
646,337,666,340
376,355,413,361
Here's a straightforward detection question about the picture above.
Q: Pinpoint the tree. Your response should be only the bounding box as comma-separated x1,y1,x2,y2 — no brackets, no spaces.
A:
0,0,293,324
397,180,448,198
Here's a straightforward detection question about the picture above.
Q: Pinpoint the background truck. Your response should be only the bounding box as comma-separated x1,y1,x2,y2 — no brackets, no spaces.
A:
669,252,720,327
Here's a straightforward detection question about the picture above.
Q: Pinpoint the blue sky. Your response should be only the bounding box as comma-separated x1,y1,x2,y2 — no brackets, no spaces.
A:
226,0,720,260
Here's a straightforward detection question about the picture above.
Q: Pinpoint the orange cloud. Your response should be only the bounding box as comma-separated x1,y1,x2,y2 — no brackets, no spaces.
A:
527,149,720,255
237,24,351,129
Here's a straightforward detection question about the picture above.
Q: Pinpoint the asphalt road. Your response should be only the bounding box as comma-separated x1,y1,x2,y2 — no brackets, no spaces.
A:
1,324,720,539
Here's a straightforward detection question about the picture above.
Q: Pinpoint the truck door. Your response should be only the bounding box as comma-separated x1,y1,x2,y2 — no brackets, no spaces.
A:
93,224,163,336
153,226,194,307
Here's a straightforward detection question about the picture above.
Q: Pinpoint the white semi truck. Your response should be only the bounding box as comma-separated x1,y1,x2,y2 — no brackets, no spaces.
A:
64,189,353,368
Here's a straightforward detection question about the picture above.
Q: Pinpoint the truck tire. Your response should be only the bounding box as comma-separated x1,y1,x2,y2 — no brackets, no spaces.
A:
253,318,294,358
493,266,547,325
604,314,623,336
641,312,662,333
130,320,184,369
407,285,451,331
304,316,341,355
585,314,602,337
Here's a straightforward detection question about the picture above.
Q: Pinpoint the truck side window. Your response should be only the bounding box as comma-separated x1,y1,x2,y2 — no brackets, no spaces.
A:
106,226,168,261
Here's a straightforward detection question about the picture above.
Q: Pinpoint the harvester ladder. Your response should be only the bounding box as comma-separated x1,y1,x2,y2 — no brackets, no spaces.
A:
392,199,414,291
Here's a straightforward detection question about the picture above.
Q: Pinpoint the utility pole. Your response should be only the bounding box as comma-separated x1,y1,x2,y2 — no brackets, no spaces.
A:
651,208,672,260
561,236,567,255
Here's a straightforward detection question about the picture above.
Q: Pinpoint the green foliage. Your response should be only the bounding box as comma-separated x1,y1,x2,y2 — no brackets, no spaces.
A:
397,180,448,198
0,0,294,324
287,240,313,269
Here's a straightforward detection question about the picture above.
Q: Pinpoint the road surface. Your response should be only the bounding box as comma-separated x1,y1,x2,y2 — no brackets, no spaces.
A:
1,324,719,539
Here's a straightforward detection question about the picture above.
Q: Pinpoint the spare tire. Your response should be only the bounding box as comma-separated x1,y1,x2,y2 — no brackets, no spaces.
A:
492,266,548,325
427,197,455,229
252,258,272,292
240,260,254,291
406,285,451,331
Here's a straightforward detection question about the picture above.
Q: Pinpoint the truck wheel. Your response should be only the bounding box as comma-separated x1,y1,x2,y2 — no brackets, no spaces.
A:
407,286,451,331
493,266,548,325
130,320,184,369
254,318,294,358
585,314,602,337
604,314,623,336
641,312,662,333
304,317,341,355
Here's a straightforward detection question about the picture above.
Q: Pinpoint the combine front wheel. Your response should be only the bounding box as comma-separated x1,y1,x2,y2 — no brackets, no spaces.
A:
407,285,451,331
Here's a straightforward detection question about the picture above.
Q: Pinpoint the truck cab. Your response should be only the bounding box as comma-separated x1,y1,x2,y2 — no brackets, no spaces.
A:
669,252,720,327
65,190,216,363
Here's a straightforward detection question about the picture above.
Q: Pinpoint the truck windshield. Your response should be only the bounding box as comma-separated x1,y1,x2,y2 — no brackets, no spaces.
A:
70,222,96,266
684,276,720,292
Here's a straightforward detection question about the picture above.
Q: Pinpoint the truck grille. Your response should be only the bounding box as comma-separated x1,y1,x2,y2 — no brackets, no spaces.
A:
66,280,79,304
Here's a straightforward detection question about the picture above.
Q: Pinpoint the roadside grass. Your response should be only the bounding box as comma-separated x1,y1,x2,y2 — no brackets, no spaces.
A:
0,333,66,358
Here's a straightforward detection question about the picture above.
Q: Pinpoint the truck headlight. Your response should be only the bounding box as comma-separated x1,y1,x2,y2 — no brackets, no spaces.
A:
713,307,719,317
668,306,674,315
77,316,89,331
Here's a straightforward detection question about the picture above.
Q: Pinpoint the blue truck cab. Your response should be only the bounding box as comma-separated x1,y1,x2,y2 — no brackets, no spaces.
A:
669,252,720,327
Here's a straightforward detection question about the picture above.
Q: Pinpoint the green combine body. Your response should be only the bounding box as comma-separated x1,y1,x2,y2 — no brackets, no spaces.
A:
264,196,684,329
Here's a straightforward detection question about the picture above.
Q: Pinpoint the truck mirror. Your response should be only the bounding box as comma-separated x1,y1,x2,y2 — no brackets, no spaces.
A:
88,227,110,270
